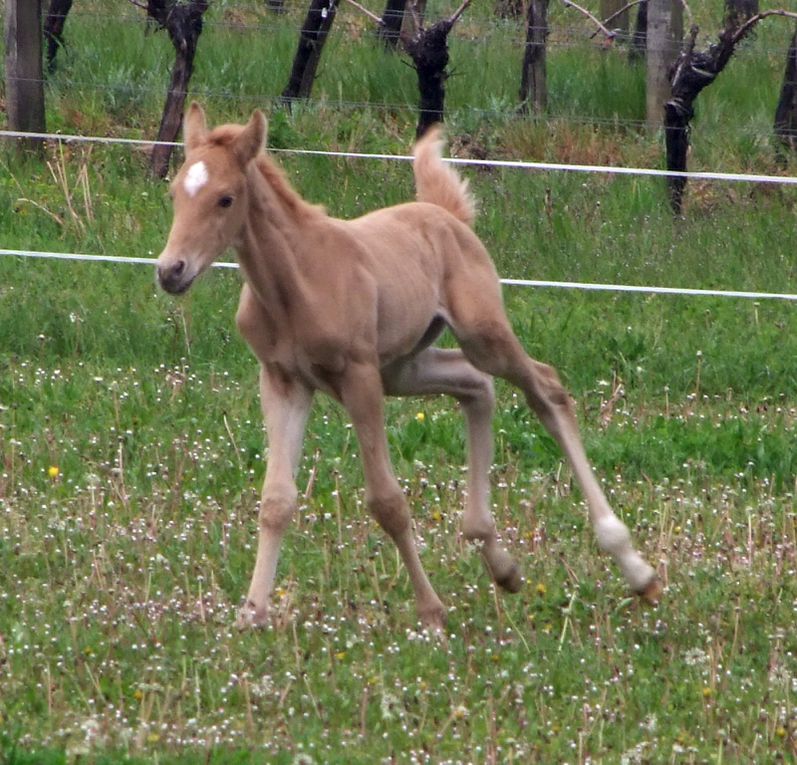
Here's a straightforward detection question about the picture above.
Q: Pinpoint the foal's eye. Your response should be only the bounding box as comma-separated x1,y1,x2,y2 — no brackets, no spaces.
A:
218,195,234,209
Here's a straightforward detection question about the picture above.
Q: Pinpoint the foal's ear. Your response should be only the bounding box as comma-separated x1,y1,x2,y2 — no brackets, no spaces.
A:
184,102,209,153
232,110,267,167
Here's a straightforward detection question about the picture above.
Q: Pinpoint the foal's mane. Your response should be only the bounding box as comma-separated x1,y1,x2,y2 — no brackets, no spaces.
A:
254,156,325,221
208,124,325,221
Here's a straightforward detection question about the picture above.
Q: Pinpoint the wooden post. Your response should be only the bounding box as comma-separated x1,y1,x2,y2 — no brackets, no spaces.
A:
282,0,339,104
44,0,74,73
4,0,46,148
774,24,797,157
404,19,453,138
664,14,772,212
725,0,758,28
630,0,648,62
646,0,682,127
600,0,629,34
378,0,407,49
401,0,427,41
519,0,549,114
147,0,209,179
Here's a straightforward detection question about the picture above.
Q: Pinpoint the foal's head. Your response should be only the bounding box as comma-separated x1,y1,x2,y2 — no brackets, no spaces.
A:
157,102,266,295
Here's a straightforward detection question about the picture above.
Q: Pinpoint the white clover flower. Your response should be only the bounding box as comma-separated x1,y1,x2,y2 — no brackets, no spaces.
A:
683,647,709,667
380,691,404,721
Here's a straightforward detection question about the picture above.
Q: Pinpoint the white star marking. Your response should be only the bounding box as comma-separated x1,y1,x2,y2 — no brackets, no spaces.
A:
184,161,209,197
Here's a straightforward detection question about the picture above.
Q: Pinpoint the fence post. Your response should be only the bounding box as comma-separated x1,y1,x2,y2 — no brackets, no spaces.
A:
519,0,549,114
646,0,682,127
4,0,46,149
774,24,797,156
600,0,629,34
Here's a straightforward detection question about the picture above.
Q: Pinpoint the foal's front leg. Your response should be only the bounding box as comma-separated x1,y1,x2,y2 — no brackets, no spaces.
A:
340,360,446,630
237,366,313,628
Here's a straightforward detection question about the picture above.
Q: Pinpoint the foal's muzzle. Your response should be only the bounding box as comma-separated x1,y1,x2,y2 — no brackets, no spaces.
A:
157,259,193,295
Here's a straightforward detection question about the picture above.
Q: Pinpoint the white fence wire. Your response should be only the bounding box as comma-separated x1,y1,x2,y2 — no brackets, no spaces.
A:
3,128,797,186
3,129,797,302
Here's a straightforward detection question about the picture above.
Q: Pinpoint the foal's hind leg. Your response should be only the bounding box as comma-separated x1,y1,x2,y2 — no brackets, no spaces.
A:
383,348,521,592
448,289,660,601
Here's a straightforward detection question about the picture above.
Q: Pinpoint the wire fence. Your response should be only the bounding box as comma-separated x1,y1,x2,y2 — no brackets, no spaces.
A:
7,0,795,144
2,126,797,303
0,79,663,131
10,72,797,135
5,3,797,303
13,57,795,137
3,127,797,186
29,6,797,55
5,247,797,302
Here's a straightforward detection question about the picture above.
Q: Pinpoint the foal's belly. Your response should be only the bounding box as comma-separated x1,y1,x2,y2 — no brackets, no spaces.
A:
377,314,447,368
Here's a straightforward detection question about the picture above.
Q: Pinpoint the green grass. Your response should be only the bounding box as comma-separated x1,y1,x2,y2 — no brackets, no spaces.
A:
2,1,797,762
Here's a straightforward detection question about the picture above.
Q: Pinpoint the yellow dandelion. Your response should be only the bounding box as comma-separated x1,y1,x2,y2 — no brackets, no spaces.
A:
776,726,787,738
133,689,144,701
146,733,160,745
536,582,547,596
415,412,426,423
335,651,346,661
702,686,713,699
48,466,60,479
431,510,442,522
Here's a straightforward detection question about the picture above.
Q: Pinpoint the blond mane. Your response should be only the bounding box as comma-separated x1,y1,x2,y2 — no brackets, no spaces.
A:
254,155,326,221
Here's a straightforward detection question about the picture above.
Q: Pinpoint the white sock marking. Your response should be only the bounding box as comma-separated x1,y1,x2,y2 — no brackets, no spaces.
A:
184,161,209,197
595,515,655,591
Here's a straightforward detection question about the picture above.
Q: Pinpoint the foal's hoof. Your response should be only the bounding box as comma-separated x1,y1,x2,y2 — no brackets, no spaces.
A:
483,546,523,593
235,601,269,630
494,561,523,594
637,576,663,606
418,605,447,634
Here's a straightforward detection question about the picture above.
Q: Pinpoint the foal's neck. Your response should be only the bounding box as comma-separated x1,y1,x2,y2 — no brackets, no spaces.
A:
235,154,324,313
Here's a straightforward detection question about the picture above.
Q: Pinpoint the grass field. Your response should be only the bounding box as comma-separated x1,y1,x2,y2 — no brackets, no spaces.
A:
2,1,797,762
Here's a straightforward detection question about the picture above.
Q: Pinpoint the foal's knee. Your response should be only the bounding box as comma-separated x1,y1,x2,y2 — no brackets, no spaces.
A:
259,489,297,533
367,492,411,539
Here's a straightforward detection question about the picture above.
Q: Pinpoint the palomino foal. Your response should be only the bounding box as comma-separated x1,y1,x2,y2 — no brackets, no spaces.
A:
157,103,661,629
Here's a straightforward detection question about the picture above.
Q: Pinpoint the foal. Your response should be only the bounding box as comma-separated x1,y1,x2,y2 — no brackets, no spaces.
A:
157,103,661,629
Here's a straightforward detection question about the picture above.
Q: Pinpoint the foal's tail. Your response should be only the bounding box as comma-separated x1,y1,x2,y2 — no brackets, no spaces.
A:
412,126,476,228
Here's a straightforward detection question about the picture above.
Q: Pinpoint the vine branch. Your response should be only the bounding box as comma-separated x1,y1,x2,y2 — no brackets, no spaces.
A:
562,0,614,40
